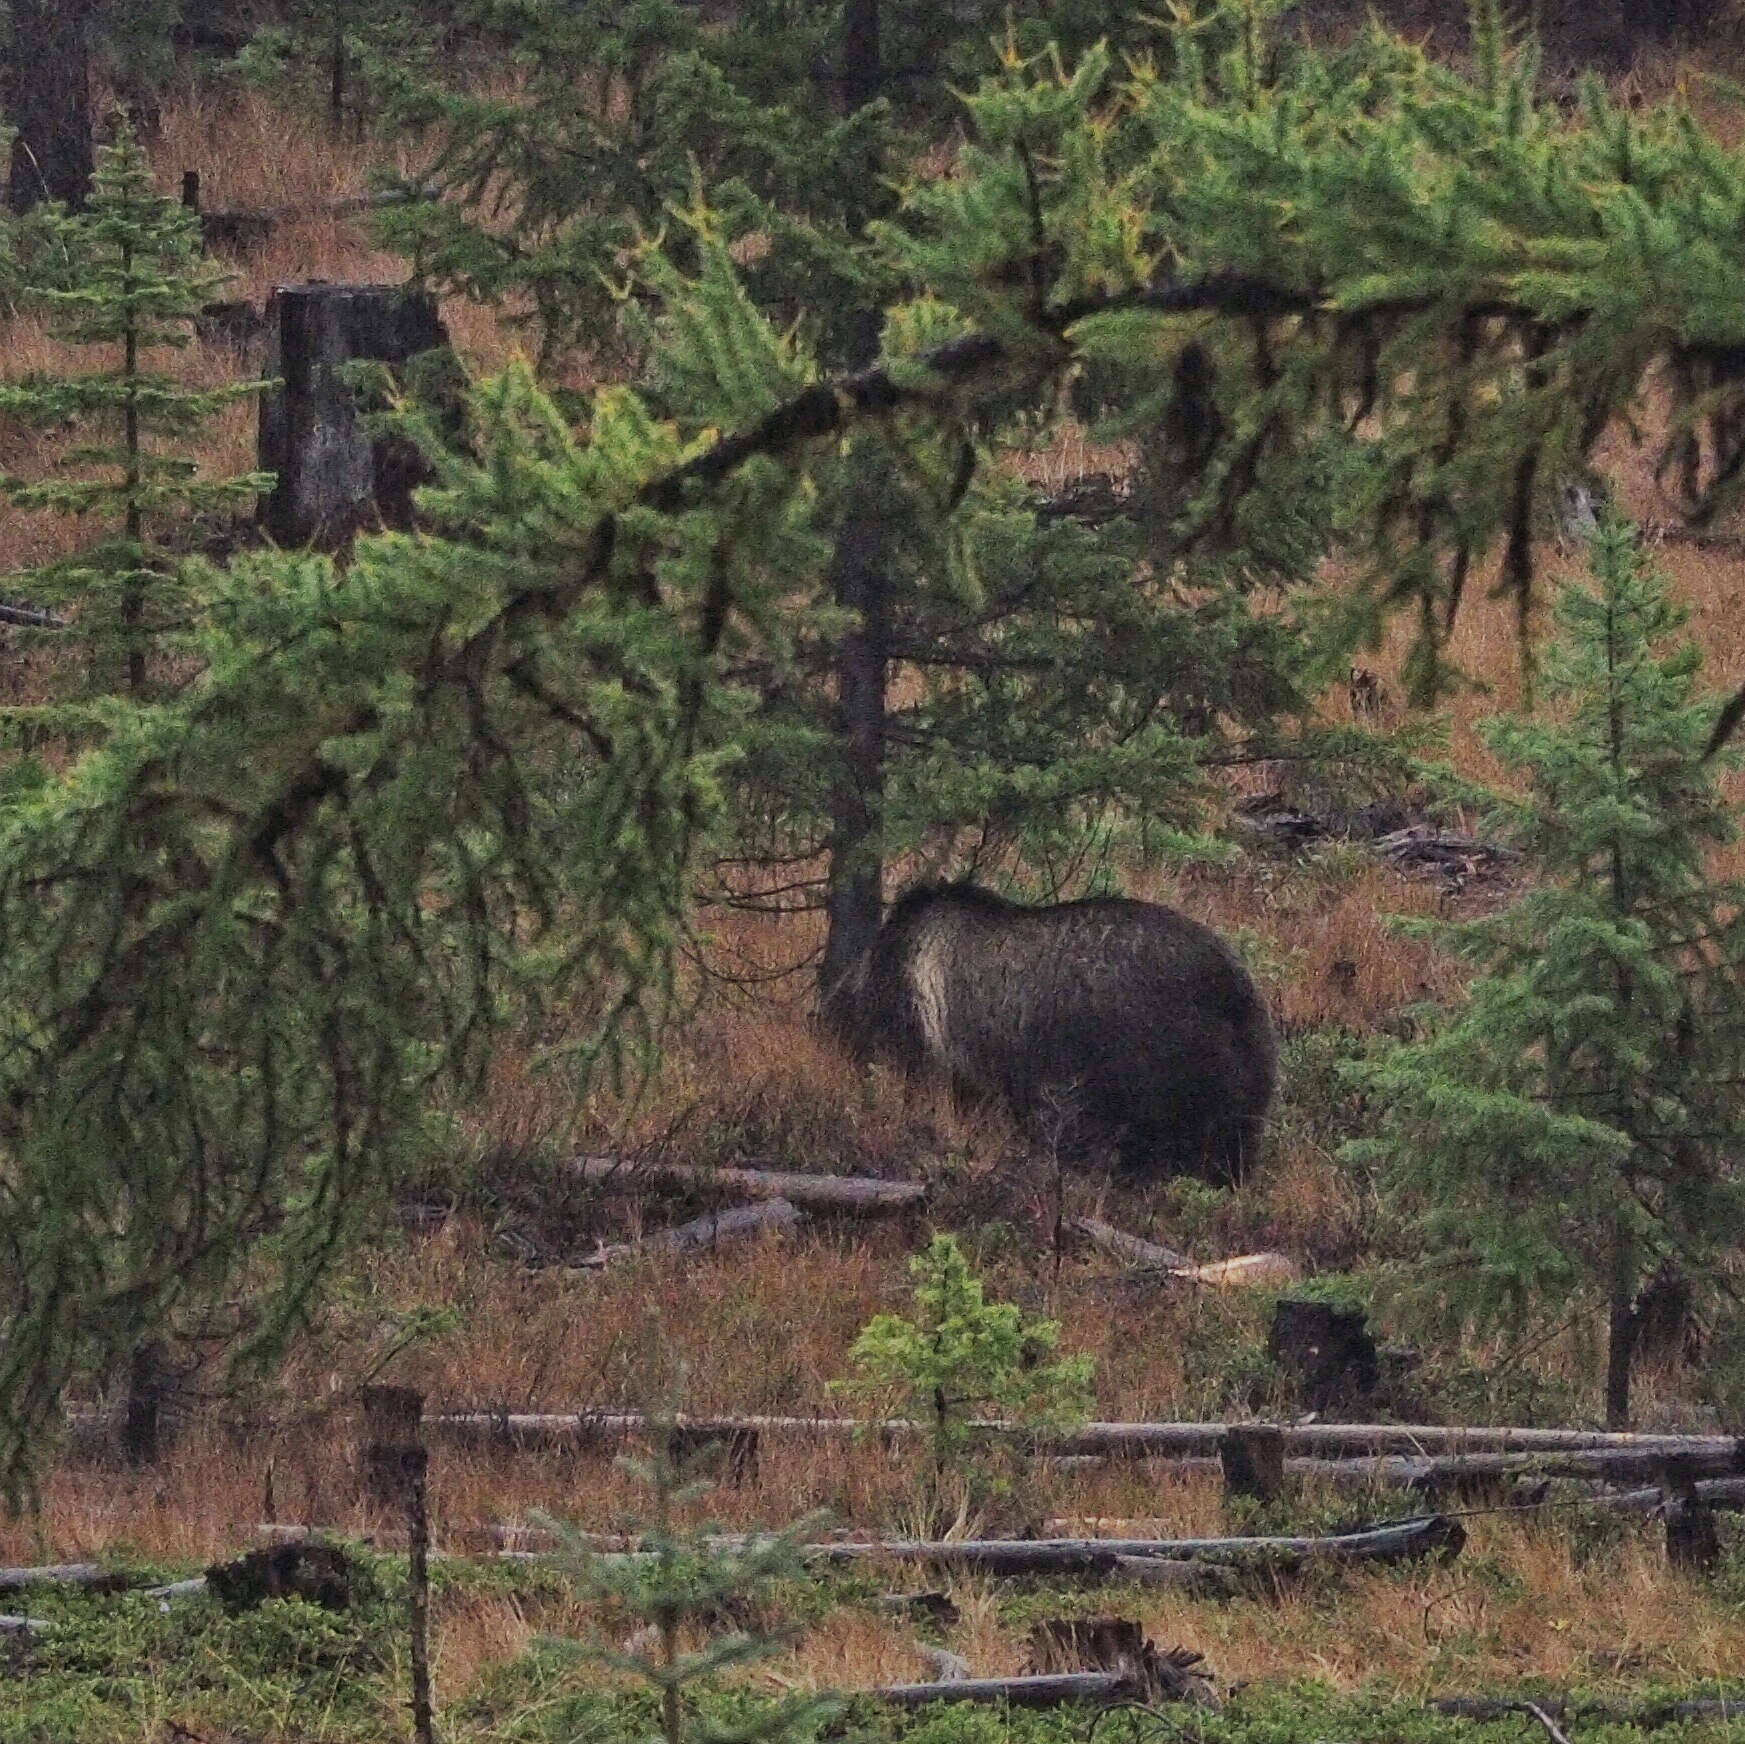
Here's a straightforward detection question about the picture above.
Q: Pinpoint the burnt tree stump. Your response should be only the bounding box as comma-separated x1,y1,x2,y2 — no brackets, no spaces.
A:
6,0,95,213
1269,1298,1380,1414
357,1384,426,1512
258,283,450,548
1220,1424,1285,1502
121,1340,172,1469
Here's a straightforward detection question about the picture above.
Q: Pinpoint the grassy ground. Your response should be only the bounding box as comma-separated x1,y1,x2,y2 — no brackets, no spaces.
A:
9,50,1745,1744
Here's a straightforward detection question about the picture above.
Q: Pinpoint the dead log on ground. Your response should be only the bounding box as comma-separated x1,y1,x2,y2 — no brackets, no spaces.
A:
812,1514,1464,1575
0,1563,150,1595
1584,1474,1745,1515
575,1199,804,1270
1433,1695,1745,1727
1070,1219,1297,1286
572,1156,925,1214
416,1409,1739,1463
0,1614,52,1635
1026,1620,1216,1705
1072,1218,1189,1269
0,599,65,629
198,184,440,250
866,1672,1139,1709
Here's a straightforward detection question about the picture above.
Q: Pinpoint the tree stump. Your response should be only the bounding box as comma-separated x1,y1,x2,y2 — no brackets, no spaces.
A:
258,283,450,548
357,1384,426,1511
6,0,95,213
121,1340,171,1469
1268,1298,1380,1414
1666,1497,1721,1574
1220,1424,1285,1503
1635,1267,1702,1366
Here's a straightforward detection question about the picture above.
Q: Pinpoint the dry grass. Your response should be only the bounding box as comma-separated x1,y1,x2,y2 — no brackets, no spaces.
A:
11,63,1745,1718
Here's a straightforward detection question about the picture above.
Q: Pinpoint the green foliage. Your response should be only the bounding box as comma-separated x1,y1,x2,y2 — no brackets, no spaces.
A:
867,3,1745,695
232,0,454,137
1,1578,399,1744
0,118,269,700
0,349,781,1502
1346,519,1745,1425
378,0,888,366
537,1401,836,1744
838,1234,1094,1481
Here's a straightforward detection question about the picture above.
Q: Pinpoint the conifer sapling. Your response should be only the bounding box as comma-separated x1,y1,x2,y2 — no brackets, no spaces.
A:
0,116,270,701
1346,518,1745,1427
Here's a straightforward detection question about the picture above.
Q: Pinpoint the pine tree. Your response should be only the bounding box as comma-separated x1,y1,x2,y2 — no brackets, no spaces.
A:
0,117,268,701
838,1233,1095,1494
543,1393,836,1744
1345,520,1745,1427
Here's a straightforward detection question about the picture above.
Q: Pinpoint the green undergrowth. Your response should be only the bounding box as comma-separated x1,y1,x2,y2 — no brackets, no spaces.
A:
9,1554,1745,1744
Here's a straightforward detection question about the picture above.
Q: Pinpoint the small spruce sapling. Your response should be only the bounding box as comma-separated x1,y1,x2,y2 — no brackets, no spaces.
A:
1346,518,1745,1428
539,1402,836,1744
838,1233,1094,1500
0,117,270,701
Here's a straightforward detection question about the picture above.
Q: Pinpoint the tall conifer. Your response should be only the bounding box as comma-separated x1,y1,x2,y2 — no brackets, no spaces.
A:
1347,522,1745,1426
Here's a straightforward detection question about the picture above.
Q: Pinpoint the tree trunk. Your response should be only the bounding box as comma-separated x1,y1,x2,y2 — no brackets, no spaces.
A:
1605,1214,1639,1430
6,0,95,213
257,283,449,547
819,0,891,1021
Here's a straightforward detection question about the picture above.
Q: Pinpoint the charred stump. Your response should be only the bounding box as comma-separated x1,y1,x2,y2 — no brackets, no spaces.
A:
1269,1299,1380,1414
6,0,95,213
1220,1424,1285,1503
258,283,450,548
205,1541,358,1612
357,1384,426,1512
120,1340,172,1469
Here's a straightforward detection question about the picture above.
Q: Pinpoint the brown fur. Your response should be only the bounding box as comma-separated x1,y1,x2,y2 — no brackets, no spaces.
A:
830,883,1277,1184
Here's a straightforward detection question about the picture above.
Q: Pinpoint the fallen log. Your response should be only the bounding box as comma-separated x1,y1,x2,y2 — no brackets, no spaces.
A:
1073,1218,1189,1270
1586,1475,1745,1516
1181,1253,1300,1287
0,1563,149,1595
419,1409,1739,1463
0,1614,52,1636
1433,1694,1745,1727
0,599,65,630
812,1514,1464,1575
865,1673,1137,1709
1069,1219,1297,1287
572,1156,926,1214
575,1199,804,1270
199,184,440,249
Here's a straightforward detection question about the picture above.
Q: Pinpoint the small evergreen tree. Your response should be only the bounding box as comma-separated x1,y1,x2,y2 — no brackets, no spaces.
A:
1346,520,1745,1427
839,1233,1095,1492
0,117,269,700
542,1397,835,1744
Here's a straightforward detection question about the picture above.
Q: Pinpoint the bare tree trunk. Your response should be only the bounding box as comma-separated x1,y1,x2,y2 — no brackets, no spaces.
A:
1606,1271,1638,1431
819,0,891,1021
6,0,95,213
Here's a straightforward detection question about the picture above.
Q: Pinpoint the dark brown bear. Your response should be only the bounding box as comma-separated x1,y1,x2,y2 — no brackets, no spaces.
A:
829,884,1276,1184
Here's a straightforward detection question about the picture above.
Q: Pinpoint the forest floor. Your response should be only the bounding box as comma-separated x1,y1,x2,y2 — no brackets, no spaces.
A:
11,50,1745,1744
